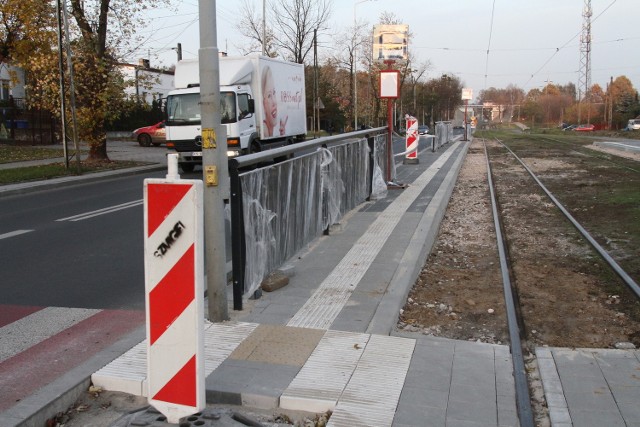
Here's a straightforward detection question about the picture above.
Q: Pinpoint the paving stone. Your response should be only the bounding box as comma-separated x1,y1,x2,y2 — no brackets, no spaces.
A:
569,410,626,427
393,402,446,427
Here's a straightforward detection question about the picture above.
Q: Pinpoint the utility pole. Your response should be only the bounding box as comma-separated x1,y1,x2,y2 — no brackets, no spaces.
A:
262,0,266,56
199,0,229,322
578,0,592,124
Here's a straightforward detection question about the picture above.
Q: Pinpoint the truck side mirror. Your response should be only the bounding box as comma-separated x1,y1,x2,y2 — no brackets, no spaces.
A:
248,99,255,114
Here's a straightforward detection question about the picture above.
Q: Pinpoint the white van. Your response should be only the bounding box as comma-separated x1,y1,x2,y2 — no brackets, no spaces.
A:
627,119,640,130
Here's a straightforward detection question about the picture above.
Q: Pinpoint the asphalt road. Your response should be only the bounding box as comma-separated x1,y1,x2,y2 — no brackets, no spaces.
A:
0,171,165,310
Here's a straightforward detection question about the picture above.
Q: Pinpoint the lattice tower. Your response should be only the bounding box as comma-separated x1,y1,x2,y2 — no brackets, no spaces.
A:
578,0,592,102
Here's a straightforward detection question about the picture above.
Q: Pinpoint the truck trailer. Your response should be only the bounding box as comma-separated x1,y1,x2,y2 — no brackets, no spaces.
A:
165,55,307,172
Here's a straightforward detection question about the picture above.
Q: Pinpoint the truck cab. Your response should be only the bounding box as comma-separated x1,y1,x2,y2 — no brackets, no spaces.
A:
165,85,257,172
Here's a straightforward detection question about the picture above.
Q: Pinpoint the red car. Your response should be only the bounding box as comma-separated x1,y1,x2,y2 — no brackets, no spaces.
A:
573,124,594,132
132,121,165,146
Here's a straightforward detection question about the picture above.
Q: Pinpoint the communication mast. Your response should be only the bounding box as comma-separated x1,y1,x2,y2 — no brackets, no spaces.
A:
578,0,592,124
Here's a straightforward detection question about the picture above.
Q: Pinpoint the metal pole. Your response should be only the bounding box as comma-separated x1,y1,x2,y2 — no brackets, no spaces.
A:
61,0,81,173
353,3,358,130
199,0,229,322
55,0,68,168
464,99,468,141
262,0,266,56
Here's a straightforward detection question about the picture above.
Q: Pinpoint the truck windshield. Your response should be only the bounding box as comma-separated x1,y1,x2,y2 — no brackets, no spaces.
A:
166,93,200,124
166,92,237,125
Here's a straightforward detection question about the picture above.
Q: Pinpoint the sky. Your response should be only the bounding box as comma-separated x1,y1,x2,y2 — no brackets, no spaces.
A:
130,0,639,98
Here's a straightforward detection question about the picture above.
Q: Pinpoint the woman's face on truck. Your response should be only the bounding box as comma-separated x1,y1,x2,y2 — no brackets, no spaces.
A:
263,72,277,131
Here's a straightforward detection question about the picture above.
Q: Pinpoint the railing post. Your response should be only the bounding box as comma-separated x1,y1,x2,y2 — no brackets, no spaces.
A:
366,134,375,201
229,158,245,311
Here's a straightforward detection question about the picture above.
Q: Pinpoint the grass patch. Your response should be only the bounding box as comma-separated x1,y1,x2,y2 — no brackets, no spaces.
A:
0,160,145,185
0,144,67,164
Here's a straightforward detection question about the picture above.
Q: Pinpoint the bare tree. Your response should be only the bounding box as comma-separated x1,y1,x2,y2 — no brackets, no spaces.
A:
272,0,331,63
236,0,277,57
330,18,369,128
238,0,332,64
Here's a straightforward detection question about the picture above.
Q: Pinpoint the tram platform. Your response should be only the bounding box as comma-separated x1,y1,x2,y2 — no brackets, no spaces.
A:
4,136,638,427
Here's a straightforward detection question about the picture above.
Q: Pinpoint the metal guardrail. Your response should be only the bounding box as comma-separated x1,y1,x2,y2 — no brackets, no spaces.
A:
228,127,388,309
433,121,454,152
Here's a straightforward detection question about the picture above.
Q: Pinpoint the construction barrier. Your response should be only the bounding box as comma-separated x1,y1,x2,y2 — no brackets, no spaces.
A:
143,156,205,423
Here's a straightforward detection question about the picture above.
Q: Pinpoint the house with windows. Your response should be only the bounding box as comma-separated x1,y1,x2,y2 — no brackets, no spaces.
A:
0,62,25,102
118,59,174,105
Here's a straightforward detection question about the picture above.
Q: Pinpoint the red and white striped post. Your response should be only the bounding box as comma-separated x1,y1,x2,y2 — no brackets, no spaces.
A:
143,162,204,423
404,114,419,164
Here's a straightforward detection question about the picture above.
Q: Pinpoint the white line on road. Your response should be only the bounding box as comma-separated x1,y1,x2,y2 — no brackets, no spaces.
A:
0,229,34,240
56,200,143,222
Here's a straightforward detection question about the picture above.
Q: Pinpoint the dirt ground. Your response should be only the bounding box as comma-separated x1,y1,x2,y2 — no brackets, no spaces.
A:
398,138,640,350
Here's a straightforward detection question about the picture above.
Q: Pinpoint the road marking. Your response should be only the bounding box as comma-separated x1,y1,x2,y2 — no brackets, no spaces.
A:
0,229,34,240
56,199,143,222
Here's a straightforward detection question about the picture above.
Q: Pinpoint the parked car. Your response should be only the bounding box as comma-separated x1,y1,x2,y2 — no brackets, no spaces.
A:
626,119,640,131
573,124,594,132
133,121,165,147
563,124,577,131
418,125,429,135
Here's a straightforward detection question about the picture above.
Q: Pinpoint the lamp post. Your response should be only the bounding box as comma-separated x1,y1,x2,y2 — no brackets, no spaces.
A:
354,0,375,130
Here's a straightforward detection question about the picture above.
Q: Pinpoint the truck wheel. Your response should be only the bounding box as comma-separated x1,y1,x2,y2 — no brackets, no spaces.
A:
180,163,195,173
274,138,294,163
137,134,152,147
250,140,261,154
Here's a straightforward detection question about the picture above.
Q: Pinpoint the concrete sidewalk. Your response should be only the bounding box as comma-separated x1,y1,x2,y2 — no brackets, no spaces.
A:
0,140,168,197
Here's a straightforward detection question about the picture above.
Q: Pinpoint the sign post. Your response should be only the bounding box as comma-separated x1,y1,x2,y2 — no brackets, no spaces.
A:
380,67,399,185
461,88,473,141
144,160,205,424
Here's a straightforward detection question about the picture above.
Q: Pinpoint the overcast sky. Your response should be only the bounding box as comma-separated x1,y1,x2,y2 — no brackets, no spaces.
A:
135,0,639,96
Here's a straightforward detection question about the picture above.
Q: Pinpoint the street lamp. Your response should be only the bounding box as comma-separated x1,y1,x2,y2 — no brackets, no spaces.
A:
354,0,376,130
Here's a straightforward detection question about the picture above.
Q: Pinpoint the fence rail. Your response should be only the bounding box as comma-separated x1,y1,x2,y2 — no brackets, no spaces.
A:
228,128,388,309
433,121,453,152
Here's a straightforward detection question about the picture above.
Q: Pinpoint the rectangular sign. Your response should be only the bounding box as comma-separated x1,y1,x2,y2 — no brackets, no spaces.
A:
380,70,400,98
462,88,473,101
373,24,409,62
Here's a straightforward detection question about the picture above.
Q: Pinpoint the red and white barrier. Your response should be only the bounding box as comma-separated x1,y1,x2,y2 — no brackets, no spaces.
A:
404,114,419,164
143,176,204,423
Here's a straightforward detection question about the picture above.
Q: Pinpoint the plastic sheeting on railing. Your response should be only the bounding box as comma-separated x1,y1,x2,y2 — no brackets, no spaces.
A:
238,136,377,297
371,135,389,199
433,121,454,152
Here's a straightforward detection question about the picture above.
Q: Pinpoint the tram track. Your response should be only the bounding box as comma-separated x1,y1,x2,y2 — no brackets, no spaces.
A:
402,135,640,426
484,136,640,427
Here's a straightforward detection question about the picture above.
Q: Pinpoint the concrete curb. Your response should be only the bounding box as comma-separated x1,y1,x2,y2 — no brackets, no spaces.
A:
0,326,145,427
366,139,471,336
0,164,166,198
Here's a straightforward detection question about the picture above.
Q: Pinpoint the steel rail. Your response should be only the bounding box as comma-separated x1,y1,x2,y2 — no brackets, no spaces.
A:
496,139,640,299
483,140,535,427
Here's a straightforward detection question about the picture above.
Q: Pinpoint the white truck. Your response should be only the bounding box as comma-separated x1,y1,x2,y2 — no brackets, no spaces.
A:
165,54,307,172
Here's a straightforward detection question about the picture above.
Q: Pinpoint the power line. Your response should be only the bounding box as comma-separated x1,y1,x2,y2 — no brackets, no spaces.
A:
484,0,497,91
522,0,617,89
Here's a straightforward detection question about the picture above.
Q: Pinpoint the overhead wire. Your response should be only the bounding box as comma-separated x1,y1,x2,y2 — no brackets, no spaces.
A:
522,0,618,88
484,0,497,91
